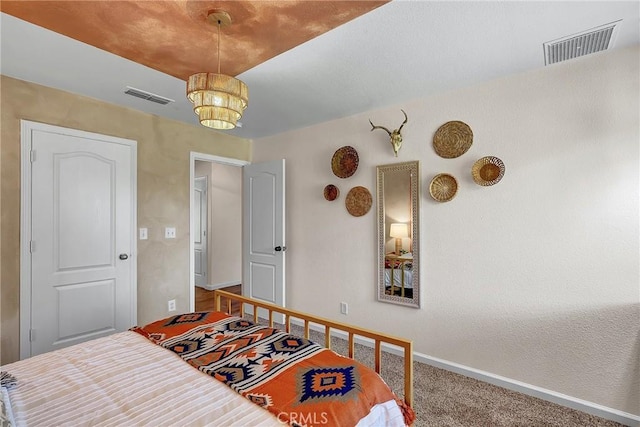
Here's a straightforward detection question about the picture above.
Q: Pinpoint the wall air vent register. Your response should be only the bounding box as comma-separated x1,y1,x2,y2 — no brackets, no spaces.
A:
124,86,175,105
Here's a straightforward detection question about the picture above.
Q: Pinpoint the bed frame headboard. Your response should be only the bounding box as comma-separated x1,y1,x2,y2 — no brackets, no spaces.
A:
213,289,413,407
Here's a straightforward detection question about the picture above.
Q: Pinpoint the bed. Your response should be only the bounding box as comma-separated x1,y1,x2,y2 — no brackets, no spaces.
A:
2,290,414,426
385,254,414,298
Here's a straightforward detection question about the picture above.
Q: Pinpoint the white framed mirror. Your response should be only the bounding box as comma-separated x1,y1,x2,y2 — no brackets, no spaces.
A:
376,161,420,308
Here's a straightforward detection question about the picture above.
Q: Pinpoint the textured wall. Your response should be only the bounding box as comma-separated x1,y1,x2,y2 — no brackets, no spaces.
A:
252,47,640,415
0,76,251,364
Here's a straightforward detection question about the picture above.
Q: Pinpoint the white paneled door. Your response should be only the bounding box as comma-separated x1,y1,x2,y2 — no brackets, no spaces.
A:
21,121,136,358
242,160,285,321
194,176,208,287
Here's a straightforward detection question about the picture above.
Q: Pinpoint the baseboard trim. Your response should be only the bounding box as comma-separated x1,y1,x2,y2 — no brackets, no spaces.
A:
287,319,638,427
412,352,639,427
196,281,240,291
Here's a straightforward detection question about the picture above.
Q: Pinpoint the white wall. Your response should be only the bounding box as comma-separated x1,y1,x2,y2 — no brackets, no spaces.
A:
209,162,242,287
194,161,242,288
252,46,639,415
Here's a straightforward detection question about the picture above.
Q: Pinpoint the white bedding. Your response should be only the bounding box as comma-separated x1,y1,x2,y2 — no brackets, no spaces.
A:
4,331,278,427
385,268,413,289
1,386,16,426
3,330,406,426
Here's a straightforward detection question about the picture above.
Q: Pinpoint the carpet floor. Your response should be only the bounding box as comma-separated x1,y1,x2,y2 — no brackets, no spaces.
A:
282,323,625,427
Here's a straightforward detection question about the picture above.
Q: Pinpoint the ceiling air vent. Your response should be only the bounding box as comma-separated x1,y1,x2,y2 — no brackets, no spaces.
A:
124,86,175,105
543,20,621,65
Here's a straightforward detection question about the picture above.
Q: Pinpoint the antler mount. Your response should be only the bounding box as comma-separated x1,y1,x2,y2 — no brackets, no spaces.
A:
369,109,408,157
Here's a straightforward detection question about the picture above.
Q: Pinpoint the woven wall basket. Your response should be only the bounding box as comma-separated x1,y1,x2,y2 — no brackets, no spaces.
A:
472,156,505,186
433,121,473,158
345,186,372,216
331,146,359,178
429,173,458,202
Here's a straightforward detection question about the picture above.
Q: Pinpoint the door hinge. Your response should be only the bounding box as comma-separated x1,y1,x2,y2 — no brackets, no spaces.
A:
30,150,36,163
30,240,35,253
29,329,35,342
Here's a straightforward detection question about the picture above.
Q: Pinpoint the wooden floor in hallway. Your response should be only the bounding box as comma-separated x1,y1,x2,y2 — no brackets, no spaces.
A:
195,284,242,315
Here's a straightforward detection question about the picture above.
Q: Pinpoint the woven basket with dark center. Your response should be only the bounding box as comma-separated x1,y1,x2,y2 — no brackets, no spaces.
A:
331,146,359,178
323,184,339,201
471,156,505,186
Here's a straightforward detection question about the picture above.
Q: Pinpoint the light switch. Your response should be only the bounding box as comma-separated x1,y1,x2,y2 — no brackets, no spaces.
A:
139,228,148,240
165,227,176,239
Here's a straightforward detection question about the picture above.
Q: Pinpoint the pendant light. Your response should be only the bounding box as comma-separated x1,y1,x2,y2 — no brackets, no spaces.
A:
187,10,248,130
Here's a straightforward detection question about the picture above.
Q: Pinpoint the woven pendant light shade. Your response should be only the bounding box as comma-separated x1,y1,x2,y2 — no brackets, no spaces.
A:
187,72,248,130
186,10,248,130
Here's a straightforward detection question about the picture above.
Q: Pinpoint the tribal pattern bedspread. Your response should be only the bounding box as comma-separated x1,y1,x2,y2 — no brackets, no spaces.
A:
132,312,412,426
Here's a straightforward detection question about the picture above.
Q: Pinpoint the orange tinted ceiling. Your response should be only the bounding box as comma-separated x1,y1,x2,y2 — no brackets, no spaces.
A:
1,1,388,80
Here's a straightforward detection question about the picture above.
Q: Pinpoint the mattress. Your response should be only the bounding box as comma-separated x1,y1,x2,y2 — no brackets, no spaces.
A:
3,325,407,426
3,331,278,426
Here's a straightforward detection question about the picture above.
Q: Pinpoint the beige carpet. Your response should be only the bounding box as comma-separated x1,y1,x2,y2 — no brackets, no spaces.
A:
283,323,624,427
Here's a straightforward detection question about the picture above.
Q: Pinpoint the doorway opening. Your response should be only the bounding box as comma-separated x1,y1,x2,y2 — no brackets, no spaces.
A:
189,153,248,312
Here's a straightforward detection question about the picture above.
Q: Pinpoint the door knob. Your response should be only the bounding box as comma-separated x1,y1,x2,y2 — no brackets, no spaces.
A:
274,246,287,252
119,253,129,260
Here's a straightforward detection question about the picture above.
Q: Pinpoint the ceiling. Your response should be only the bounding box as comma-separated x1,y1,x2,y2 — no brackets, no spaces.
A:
1,1,639,140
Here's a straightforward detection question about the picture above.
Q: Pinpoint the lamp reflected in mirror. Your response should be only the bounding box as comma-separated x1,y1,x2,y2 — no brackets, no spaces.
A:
389,223,409,255
377,161,420,308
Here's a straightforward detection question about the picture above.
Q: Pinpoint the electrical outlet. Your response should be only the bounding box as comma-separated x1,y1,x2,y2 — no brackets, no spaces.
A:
165,227,176,239
139,227,148,240
168,299,176,312
340,302,348,315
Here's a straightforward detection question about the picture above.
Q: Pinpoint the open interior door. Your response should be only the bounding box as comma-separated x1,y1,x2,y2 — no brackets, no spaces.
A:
193,176,208,287
242,159,285,322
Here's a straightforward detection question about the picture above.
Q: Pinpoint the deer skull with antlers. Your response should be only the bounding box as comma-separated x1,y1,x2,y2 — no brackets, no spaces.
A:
369,109,408,157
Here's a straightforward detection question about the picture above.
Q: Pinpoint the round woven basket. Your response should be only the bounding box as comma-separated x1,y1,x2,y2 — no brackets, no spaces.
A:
433,121,473,158
345,186,372,216
323,184,339,201
331,146,359,178
429,173,458,202
471,156,505,186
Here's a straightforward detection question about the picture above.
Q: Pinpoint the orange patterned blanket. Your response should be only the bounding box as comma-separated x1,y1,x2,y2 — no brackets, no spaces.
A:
132,312,413,426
